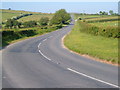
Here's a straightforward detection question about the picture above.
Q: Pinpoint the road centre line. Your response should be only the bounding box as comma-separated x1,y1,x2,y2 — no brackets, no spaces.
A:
39,50,51,61
48,36,53,38
38,43,41,48
67,68,119,88
43,38,47,42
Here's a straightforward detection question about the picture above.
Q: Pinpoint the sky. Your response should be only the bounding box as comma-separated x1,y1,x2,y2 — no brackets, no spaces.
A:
1,2,118,14
1,0,119,2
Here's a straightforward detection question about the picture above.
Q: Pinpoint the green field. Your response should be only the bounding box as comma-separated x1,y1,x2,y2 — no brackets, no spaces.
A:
1,9,51,22
18,14,53,22
64,14,119,64
90,21,118,27
75,14,102,19
1,12,20,22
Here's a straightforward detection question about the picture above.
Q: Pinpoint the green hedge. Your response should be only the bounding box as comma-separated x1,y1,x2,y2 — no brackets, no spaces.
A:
2,25,61,46
77,21,119,38
87,18,119,23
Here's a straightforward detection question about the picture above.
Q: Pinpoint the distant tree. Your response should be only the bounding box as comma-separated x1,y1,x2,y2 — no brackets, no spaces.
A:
109,10,114,15
23,21,37,28
99,11,108,15
102,11,108,15
8,8,11,10
50,9,71,25
99,11,103,15
104,12,108,15
39,17,49,26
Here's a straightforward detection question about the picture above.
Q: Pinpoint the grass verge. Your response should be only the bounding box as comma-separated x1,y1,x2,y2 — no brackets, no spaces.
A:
64,22,118,65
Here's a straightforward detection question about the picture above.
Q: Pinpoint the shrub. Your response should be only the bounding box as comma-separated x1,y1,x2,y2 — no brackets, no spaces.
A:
23,21,37,28
39,17,49,26
5,19,21,29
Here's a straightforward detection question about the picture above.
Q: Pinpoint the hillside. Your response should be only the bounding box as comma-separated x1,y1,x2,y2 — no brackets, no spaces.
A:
1,9,53,22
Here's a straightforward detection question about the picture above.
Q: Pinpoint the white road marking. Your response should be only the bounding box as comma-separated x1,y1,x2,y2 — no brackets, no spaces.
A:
67,68,119,88
3,77,6,79
43,39,47,42
38,43,41,48
48,36,53,38
39,50,51,61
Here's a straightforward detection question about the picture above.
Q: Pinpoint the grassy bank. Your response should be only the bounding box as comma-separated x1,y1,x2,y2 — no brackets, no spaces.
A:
64,21,118,64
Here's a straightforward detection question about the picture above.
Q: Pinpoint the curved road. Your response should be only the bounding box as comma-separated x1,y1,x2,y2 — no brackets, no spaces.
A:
2,19,119,88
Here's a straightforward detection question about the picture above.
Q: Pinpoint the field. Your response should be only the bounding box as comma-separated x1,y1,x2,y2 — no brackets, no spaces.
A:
18,14,53,22
1,9,52,22
1,12,20,22
64,14,119,64
75,14,102,19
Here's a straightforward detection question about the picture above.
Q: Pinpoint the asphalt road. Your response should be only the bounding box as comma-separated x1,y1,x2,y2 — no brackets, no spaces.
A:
2,19,119,88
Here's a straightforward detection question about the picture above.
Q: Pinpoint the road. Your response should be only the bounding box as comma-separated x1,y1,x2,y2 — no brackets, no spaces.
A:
2,19,119,88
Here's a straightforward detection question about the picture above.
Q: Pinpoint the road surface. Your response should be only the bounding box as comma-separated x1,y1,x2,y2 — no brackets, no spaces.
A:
2,19,119,88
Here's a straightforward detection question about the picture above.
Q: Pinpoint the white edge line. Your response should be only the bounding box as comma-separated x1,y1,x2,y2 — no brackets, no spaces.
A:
67,68,119,88
39,50,51,61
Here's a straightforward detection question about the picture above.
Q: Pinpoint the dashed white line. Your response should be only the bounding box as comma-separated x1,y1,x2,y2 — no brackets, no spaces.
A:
39,50,51,61
67,68,119,88
48,36,53,38
43,38,47,42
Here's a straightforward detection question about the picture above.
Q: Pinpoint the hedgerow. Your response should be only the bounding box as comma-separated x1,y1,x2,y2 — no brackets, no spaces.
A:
77,21,119,38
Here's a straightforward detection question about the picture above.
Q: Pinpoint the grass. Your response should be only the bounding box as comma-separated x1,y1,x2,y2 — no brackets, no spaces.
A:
74,14,103,19
64,21,118,64
1,12,20,22
89,21,118,27
18,14,53,22
1,9,51,22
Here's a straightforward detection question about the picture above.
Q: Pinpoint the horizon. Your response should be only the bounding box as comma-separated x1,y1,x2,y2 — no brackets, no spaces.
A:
1,2,118,14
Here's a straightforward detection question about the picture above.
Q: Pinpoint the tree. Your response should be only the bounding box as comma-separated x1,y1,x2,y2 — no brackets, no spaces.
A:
50,9,71,25
8,8,11,10
99,11,108,15
109,10,114,15
99,11,103,15
39,17,49,26
23,21,37,28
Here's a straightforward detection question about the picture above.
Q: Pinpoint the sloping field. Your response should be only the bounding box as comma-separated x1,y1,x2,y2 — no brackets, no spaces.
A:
0,9,44,22
1,9,53,22
18,14,53,22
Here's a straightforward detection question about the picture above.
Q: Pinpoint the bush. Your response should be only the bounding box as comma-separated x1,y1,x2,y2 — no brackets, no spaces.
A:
39,17,49,26
23,21,37,28
5,19,21,29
